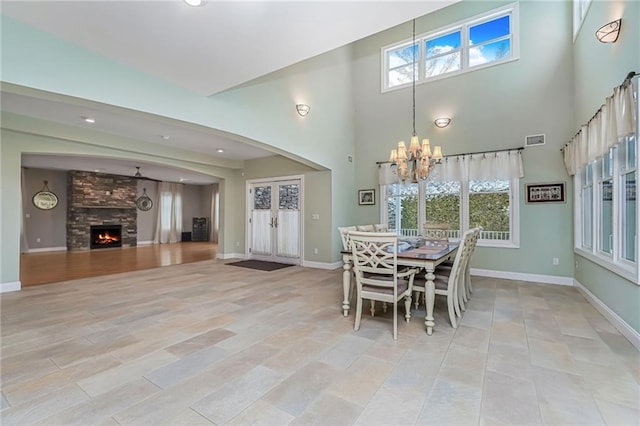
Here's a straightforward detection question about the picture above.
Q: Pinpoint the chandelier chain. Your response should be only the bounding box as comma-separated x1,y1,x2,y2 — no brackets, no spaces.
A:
412,19,416,137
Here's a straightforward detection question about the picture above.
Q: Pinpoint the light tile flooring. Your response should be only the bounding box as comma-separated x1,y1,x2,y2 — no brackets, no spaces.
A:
1,260,638,425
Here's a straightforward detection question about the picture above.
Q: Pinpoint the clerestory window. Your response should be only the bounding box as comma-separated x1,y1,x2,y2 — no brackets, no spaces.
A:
382,3,519,91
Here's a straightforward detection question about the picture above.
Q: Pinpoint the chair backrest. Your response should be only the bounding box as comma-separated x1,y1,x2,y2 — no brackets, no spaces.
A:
373,223,388,232
356,224,375,232
338,226,358,251
423,222,449,241
444,228,476,294
348,231,399,289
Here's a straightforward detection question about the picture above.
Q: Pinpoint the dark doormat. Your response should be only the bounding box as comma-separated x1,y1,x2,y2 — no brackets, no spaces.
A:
226,260,294,271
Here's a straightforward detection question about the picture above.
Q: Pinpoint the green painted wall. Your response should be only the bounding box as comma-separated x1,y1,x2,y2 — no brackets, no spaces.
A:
352,0,575,277
572,0,640,333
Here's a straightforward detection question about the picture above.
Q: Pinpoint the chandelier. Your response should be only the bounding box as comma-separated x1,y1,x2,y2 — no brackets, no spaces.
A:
388,19,443,182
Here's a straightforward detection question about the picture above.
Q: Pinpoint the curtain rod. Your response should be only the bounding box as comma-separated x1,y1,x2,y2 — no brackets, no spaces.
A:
562,70,638,151
376,146,523,165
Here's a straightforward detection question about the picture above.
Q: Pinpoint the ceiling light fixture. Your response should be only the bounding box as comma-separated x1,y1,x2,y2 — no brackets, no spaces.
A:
595,18,622,43
184,0,205,6
434,117,452,128
161,135,170,140
296,104,310,117
388,19,443,182
83,116,95,124
216,148,225,153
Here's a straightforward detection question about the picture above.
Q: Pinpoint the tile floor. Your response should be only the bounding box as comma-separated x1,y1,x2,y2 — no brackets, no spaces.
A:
1,260,638,425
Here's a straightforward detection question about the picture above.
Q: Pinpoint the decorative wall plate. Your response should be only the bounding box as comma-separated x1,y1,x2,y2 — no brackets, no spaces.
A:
32,180,58,210
136,188,153,211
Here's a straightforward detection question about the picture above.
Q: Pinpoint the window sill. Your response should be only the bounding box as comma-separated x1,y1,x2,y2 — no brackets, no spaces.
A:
478,240,519,249
575,248,639,284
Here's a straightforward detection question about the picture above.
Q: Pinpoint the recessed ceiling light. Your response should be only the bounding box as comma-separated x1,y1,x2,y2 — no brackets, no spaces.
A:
161,135,170,140
184,0,204,6
83,116,95,123
216,148,225,153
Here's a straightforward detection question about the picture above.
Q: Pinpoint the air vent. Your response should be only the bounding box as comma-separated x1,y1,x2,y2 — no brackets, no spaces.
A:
525,134,545,147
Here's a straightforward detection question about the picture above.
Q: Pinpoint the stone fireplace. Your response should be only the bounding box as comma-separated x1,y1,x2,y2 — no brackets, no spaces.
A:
67,170,137,251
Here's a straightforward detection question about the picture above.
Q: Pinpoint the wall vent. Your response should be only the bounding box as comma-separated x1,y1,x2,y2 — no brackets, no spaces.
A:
525,134,545,147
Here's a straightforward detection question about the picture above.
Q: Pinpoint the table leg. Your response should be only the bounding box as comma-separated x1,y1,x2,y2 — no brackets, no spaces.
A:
342,260,352,317
424,267,436,335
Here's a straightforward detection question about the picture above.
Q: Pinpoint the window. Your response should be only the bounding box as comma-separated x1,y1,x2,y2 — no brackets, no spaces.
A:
576,135,638,280
383,178,519,248
382,3,518,91
573,0,592,40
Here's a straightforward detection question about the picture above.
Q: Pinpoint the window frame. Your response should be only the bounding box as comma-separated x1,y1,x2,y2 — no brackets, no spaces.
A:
573,77,639,283
573,0,592,41
381,3,519,92
380,177,520,249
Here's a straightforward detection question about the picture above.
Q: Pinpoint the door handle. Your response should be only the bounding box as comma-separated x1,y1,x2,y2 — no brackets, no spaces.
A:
274,217,278,228
270,217,274,228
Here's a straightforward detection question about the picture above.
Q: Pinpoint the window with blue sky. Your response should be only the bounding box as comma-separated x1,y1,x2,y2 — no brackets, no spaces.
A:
383,3,519,91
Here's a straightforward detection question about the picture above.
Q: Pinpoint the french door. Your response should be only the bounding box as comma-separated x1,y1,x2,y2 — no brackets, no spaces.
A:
248,178,301,264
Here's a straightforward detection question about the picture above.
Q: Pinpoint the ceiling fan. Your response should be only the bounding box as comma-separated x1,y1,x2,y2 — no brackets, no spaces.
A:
131,166,161,182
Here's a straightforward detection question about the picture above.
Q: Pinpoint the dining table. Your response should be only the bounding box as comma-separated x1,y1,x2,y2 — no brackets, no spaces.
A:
341,239,459,335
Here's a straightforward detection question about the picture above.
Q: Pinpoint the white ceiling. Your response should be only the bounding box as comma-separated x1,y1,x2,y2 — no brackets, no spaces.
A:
1,0,458,182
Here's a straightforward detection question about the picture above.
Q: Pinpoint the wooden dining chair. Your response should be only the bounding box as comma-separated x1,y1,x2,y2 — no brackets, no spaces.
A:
412,228,475,329
422,222,450,241
348,230,418,340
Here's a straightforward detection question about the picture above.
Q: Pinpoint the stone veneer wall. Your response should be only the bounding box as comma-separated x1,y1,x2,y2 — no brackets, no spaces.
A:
67,170,138,251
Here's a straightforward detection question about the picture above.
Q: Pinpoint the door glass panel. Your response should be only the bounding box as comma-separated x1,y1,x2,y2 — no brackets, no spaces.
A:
254,186,271,210
278,184,299,209
277,183,300,258
252,186,272,255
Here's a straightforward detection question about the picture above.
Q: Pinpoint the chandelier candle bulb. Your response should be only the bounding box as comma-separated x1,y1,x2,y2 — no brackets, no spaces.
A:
432,145,443,160
422,139,432,157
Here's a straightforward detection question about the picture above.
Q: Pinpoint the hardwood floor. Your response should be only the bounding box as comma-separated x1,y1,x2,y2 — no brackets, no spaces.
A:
20,242,218,287
1,261,638,425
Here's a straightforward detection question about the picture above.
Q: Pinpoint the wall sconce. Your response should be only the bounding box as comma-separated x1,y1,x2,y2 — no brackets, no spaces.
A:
596,19,621,43
296,104,310,117
434,118,451,128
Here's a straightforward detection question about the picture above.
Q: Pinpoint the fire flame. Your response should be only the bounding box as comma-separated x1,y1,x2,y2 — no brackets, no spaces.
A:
96,232,120,244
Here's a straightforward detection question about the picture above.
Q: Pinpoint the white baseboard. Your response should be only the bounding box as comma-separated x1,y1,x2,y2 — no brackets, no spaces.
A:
137,240,154,246
217,253,247,260
302,260,343,270
471,268,574,286
574,280,640,351
26,246,67,253
0,281,21,293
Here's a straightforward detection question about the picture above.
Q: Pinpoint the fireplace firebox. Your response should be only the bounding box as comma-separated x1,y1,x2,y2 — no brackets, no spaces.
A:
90,225,122,249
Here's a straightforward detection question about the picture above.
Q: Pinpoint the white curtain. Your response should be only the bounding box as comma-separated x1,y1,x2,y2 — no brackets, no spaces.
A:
252,210,271,254
277,211,299,257
564,82,636,176
153,182,183,244
378,163,397,185
434,149,524,182
20,168,29,253
209,183,219,243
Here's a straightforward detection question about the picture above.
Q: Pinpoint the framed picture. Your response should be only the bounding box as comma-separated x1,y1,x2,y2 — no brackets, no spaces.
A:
526,182,565,203
358,189,375,205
